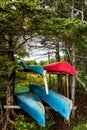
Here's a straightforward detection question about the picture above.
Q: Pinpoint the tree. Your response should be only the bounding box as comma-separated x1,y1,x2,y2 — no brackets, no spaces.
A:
0,0,53,129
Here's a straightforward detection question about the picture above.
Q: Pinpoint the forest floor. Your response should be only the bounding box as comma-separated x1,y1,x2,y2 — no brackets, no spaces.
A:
50,92,87,130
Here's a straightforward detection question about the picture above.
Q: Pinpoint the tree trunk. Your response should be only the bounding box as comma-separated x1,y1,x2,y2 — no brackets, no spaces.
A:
71,43,76,118
6,70,15,120
48,52,51,88
55,36,61,93
55,37,60,62
2,36,16,129
58,74,63,94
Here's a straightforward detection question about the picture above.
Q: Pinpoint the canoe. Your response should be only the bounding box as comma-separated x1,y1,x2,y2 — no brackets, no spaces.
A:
19,62,49,94
15,92,45,127
14,85,30,94
43,61,78,75
30,83,73,121
19,61,44,75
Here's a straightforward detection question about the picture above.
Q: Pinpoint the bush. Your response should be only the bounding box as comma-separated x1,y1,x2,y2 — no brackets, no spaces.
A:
73,123,87,130
13,114,55,130
14,115,37,130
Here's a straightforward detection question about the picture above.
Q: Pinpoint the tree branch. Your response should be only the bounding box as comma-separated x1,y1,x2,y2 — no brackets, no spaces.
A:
63,42,72,63
75,75,87,91
14,34,37,52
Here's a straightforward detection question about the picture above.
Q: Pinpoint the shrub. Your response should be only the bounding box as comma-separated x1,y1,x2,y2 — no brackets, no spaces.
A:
73,123,87,130
13,114,55,130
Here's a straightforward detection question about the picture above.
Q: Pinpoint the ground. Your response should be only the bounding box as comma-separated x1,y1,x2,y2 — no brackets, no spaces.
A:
50,92,87,130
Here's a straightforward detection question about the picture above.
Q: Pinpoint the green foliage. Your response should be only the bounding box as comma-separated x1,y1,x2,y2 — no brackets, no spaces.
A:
71,114,87,130
48,74,58,91
13,114,54,130
40,16,86,42
16,73,45,87
25,60,38,65
73,123,87,130
14,115,38,130
0,0,42,34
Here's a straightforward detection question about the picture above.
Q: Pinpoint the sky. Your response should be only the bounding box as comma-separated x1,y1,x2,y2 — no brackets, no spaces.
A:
24,36,56,63
23,36,64,63
24,47,55,63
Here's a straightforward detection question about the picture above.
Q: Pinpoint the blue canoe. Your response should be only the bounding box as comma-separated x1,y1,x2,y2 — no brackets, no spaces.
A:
15,92,45,127
29,83,73,121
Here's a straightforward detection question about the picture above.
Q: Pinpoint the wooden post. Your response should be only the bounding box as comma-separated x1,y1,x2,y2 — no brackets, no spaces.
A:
66,74,69,98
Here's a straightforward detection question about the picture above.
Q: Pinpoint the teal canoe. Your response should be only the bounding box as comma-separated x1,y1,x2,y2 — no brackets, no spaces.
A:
19,61,49,94
19,61,44,75
15,91,45,127
30,83,73,121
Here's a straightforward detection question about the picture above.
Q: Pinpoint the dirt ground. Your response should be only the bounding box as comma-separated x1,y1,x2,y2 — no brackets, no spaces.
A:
50,92,87,130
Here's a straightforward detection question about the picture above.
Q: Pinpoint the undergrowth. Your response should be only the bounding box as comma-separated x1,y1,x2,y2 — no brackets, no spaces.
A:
11,114,55,130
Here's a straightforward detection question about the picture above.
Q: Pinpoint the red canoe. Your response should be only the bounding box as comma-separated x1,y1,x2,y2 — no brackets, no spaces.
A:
43,61,78,75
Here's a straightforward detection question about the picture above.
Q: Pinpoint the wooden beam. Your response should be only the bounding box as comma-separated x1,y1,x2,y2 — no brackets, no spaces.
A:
4,105,21,109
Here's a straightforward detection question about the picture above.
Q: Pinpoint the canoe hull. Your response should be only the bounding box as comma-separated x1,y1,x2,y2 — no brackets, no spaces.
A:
30,83,73,120
43,61,78,74
15,92,45,127
19,62,44,75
